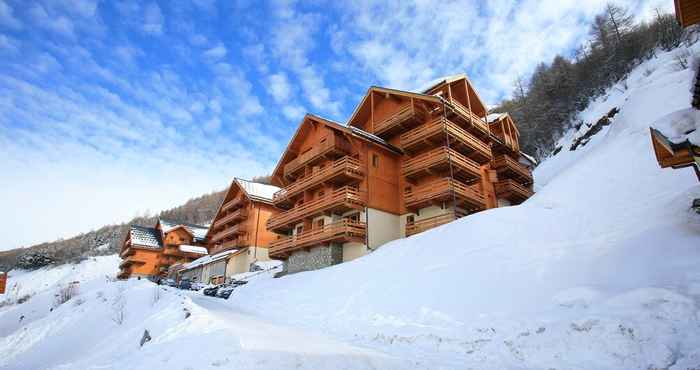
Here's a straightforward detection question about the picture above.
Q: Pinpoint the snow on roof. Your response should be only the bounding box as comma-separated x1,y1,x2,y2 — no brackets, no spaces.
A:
129,225,162,249
416,73,467,94
235,178,280,203
519,151,538,167
178,245,208,255
182,249,237,270
159,219,209,242
487,113,507,123
652,108,699,147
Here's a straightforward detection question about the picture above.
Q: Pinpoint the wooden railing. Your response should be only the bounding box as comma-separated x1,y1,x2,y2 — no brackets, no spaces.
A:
119,255,147,267
267,186,366,231
283,135,352,178
210,236,250,254
404,177,485,210
405,211,465,237
447,99,489,136
120,245,135,258
212,208,248,230
495,179,534,201
221,196,245,213
210,223,247,243
492,155,533,185
402,146,481,180
373,103,426,136
269,219,366,257
273,156,363,205
400,117,492,162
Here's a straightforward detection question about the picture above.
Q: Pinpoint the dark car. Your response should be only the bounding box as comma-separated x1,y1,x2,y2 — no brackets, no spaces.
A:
215,284,236,299
178,280,192,290
203,285,219,296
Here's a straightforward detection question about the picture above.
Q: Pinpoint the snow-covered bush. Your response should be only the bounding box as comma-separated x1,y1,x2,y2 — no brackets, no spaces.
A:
17,252,54,270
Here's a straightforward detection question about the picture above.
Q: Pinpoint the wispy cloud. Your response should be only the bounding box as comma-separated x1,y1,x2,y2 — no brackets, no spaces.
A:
143,2,164,35
0,0,22,29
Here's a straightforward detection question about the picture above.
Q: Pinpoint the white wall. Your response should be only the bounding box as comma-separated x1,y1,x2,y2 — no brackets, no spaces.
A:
367,208,401,250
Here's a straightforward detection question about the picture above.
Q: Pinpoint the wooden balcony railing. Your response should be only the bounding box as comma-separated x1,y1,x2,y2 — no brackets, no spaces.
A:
446,99,490,137
119,255,147,267
273,156,364,205
494,179,534,204
269,219,366,258
402,146,481,181
405,210,466,237
210,236,250,254
267,186,366,232
373,103,427,137
212,208,248,230
210,223,248,243
492,155,533,185
400,117,492,163
120,245,135,258
283,135,353,179
404,177,485,211
221,196,245,213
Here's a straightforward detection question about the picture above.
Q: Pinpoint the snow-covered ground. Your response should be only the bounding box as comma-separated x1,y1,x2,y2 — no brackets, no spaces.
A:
1,44,699,370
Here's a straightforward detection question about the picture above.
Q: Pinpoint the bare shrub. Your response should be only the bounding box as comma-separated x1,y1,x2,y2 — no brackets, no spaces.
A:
675,49,691,70
111,284,126,325
54,282,79,307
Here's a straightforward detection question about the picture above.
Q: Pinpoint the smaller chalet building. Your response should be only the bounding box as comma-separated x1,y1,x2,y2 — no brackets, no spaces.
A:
118,219,209,279
178,179,281,284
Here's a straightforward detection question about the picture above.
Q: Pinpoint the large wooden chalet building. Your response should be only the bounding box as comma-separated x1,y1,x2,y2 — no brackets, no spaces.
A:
118,219,209,279
178,178,281,284
267,75,535,274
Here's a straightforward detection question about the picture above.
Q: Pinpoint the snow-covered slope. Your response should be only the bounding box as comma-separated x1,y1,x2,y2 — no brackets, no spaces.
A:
1,44,699,370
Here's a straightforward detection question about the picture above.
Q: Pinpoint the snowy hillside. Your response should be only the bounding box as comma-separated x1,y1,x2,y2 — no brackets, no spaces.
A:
1,44,699,370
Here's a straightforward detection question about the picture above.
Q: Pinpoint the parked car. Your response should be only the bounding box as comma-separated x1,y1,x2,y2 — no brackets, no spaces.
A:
202,285,219,296
215,283,236,299
177,280,192,290
163,279,177,287
190,282,206,291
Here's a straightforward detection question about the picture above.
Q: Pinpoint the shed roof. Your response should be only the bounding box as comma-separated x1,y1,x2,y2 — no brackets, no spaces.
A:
159,219,209,243
235,178,280,203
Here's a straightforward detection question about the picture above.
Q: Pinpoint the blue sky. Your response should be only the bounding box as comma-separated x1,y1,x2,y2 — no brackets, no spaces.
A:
0,0,673,249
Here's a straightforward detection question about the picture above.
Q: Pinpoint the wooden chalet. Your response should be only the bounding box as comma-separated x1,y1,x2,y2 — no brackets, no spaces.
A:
650,127,700,184
117,219,209,279
200,178,281,280
0,272,6,294
675,0,700,28
267,76,535,273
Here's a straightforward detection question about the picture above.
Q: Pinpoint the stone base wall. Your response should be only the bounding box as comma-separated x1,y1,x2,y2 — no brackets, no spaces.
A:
285,244,342,274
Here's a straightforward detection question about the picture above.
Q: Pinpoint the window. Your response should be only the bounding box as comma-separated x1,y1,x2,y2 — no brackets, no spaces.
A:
296,226,303,235
316,218,325,228
406,215,415,224
404,186,412,193
372,153,380,168
318,190,325,197
347,213,360,222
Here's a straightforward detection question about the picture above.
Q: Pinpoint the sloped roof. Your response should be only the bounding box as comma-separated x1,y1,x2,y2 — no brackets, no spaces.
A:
182,249,238,270
487,113,507,123
129,225,162,249
235,178,280,203
179,245,208,255
159,219,209,243
308,113,403,154
417,73,468,94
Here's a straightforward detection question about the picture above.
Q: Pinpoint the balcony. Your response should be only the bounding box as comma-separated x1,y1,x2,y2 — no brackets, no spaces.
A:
400,117,492,163
120,245,135,258
283,134,352,179
372,103,427,138
221,195,245,213
445,99,490,137
405,210,466,237
494,179,534,204
269,219,366,258
119,255,147,268
404,178,485,211
212,208,248,230
210,236,250,254
210,223,248,243
489,121,519,154
267,186,367,232
402,146,481,182
491,155,533,186
273,156,364,206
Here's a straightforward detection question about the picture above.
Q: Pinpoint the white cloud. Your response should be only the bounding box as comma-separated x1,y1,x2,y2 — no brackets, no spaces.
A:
268,72,291,103
0,34,18,53
0,0,21,29
29,4,75,38
143,2,163,35
203,43,227,60
282,105,305,120
189,33,208,46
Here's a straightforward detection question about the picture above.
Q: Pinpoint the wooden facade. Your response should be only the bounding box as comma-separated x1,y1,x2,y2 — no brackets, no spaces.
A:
205,178,281,272
675,0,700,28
267,76,534,264
117,220,209,279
